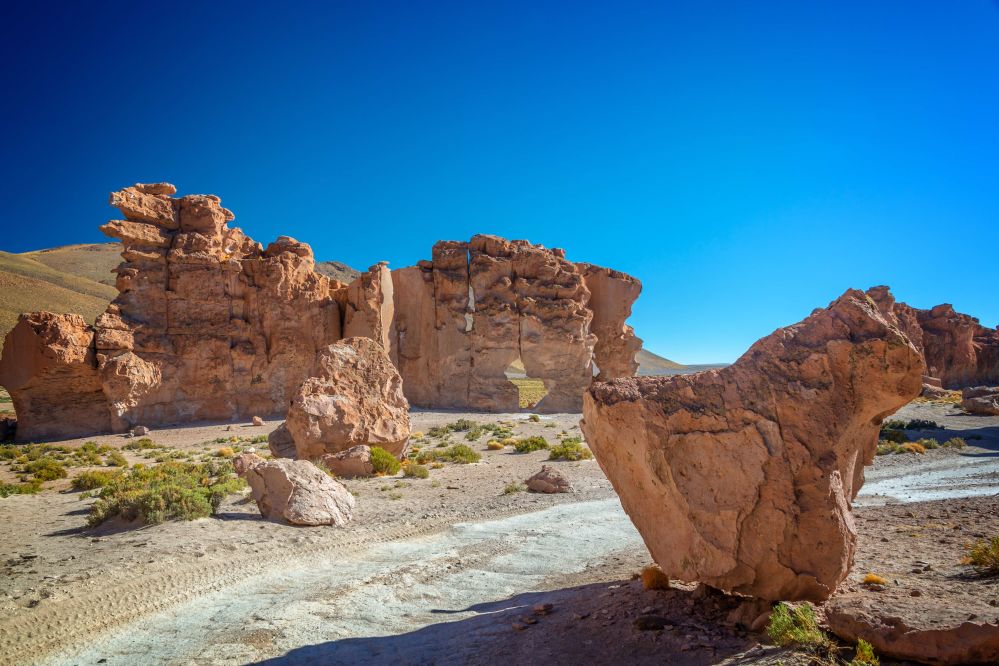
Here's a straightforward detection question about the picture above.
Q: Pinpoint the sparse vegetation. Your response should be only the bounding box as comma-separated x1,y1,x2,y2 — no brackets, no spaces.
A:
503,481,526,494
963,536,999,574
528,414,541,423
899,442,926,455
26,456,67,481
370,447,402,475
850,639,880,666
123,437,162,451
216,447,235,458
403,463,430,479
486,440,506,450
434,444,481,464
513,436,549,453
765,602,831,648
106,450,128,467
87,460,245,527
640,564,670,590
943,437,967,449
0,480,42,498
878,429,907,444
862,573,887,586
548,438,593,461
72,469,122,490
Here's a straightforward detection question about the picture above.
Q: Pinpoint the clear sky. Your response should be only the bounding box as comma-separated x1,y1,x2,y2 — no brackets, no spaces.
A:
2,1,996,363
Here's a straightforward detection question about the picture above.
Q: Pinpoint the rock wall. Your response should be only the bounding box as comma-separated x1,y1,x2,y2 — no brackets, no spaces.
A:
0,188,643,440
581,288,924,601
867,286,999,389
389,235,642,413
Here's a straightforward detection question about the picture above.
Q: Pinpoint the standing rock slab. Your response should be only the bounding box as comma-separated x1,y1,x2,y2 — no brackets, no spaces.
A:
235,454,355,526
285,337,410,460
581,288,924,601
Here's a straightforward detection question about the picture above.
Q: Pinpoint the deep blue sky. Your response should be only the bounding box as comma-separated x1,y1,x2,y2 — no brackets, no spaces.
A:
2,1,997,363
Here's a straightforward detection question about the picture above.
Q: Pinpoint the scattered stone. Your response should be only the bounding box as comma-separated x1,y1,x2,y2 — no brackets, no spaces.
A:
252,416,264,426
582,288,924,601
320,445,375,478
532,603,554,616
131,426,149,437
525,465,573,494
235,454,355,526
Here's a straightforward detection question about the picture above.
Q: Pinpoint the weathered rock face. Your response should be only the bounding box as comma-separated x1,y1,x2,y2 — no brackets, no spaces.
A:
320,445,374,478
0,313,110,439
235,453,355,526
962,386,999,416
0,184,372,441
582,289,924,601
284,337,410,460
390,235,641,412
868,286,999,389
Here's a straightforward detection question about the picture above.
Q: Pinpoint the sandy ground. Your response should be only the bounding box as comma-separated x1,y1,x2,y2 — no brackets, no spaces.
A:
0,403,996,665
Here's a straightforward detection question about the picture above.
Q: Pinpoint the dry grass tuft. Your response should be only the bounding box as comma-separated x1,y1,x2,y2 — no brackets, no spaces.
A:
640,564,670,590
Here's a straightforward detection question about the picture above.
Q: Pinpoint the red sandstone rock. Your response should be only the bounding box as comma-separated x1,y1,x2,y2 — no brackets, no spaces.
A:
525,465,574,493
235,454,355,526
284,337,410,460
961,386,999,415
581,289,924,601
579,264,643,380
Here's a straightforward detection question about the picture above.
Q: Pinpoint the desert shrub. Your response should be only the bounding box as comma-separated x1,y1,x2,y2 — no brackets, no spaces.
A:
899,442,926,455
464,426,484,441
850,639,879,666
906,419,938,430
766,602,830,648
878,429,907,444
486,440,506,450
0,480,42,498
862,573,887,586
403,463,429,479
503,481,526,494
27,457,67,481
216,447,235,458
72,469,122,490
882,419,906,430
250,435,268,444
123,438,161,451
548,438,593,461
943,437,967,449
106,451,128,467
917,438,939,450
426,426,449,438
876,441,900,456
641,564,670,590
528,414,541,422
0,445,21,460
513,436,549,454
87,461,245,526
436,444,481,464
481,423,514,439
963,536,999,574
411,431,425,440
370,447,402,475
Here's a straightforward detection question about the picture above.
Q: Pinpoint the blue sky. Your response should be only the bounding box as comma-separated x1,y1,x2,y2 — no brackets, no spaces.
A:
2,1,996,363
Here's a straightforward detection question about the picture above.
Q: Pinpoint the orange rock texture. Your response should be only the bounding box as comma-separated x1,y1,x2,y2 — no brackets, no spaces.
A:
581,289,924,601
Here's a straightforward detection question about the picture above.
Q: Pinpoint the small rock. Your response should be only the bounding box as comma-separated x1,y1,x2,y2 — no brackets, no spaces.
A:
252,416,264,426
512,622,527,631
532,603,554,616
130,425,149,436
910,589,922,597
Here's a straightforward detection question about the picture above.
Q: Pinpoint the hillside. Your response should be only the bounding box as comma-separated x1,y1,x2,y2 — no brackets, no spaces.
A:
316,260,361,284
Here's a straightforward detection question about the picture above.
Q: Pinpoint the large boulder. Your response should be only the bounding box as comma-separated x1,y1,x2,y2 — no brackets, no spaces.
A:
525,465,573,494
285,337,410,459
235,453,355,526
320,445,375,478
581,288,924,601
962,386,999,416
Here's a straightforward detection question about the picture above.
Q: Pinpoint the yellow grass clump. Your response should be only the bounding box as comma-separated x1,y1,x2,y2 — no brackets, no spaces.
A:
640,564,670,590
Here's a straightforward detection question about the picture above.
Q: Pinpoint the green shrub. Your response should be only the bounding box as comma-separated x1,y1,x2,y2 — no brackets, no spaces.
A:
548,438,593,461
0,480,42,498
370,447,402,475
513,436,549,453
486,440,506,450
27,457,67,481
879,429,907,444
943,437,967,449
876,441,900,455
882,419,906,430
123,438,161,451
106,451,128,467
403,463,430,479
963,536,999,574
850,639,879,666
87,460,245,527
528,414,541,422
766,602,830,648
72,469,122,490
906,419,938,430
503,481,526,494
436,444,481,464
464,426,484,441
918,438,939,450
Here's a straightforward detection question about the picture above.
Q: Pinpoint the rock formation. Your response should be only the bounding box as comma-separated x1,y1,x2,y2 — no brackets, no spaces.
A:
320,445,375,477
868,286,999,389
0,186,643,441
234,452,355,526
283,337,410,460
390,234,642,412
581,289,924,601
962,386,999,416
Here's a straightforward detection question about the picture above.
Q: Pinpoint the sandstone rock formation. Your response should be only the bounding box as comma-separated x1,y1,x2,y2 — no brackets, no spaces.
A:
390,235,642,412
320,445,375,477
525,465,574,493
868,286,999,389
962,386,999,416
581,289,924,601
284,337,410,460
234,453,355,526
0,186,643,441
267,422,297,459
